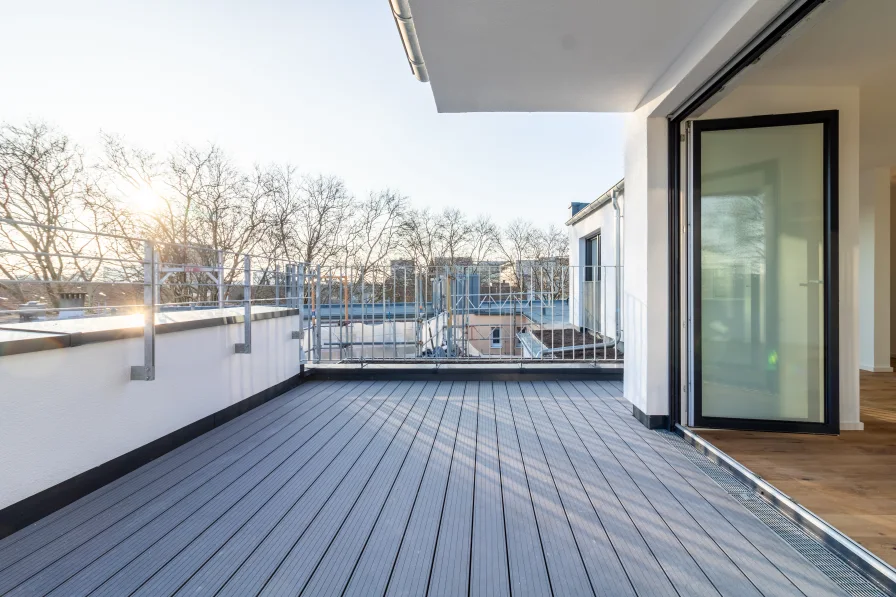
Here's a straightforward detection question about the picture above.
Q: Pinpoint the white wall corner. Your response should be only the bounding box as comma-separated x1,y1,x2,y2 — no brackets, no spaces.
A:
623,97,669,418
840,421,865,431
859,167,892,371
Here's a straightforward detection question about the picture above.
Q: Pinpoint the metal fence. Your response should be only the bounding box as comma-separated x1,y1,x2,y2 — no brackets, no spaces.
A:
0,218,309,381
305,262,623,364
1,219,624,373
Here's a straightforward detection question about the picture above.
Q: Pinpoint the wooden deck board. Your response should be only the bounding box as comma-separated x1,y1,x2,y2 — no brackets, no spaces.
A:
0,379,853,597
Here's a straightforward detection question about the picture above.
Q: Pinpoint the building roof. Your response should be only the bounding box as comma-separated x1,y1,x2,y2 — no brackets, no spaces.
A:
565,179,624,227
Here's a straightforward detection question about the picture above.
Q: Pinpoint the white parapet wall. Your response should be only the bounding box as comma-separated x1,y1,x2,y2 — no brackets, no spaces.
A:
0,310,304,510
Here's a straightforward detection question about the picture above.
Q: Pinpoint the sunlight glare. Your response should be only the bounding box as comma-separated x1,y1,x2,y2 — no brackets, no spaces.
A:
126,186,162,213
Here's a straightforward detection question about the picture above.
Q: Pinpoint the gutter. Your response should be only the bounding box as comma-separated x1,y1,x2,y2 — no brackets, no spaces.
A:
677,424,896,595
565,179,624,226
611,187,623,342
389,0,429,82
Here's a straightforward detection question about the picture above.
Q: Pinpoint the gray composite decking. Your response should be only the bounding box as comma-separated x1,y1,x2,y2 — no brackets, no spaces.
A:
0,380,851,597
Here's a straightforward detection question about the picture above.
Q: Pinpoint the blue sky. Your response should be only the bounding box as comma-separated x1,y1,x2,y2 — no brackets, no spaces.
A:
1,0,624,227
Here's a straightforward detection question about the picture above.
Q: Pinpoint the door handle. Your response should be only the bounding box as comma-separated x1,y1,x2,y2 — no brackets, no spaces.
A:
799,280,824,287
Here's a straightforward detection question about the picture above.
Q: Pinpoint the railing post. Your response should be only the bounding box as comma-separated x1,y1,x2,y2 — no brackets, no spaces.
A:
153,247,161,309
314,264,322,364
275,263,280,307
415,269,421,357
131,241,156,381
295,264,305,363
217,249,225,309
235,254,251,354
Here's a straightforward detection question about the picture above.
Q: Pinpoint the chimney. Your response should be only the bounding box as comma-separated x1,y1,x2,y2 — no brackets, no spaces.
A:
569,202,589,219
58,292,87,319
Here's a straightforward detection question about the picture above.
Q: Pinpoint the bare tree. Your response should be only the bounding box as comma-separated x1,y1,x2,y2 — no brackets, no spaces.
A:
260,163,303,264
398,207,442,267
296,174,352,267
468,215,499,264
531,224,568,260
341,189,407,272
2,120,577,316
530,224,569,298
437,208,471,266
495,219,536,289
0,122,113,306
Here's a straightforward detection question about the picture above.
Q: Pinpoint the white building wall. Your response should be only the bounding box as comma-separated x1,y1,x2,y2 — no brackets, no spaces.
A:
698,85,862,430
623,96,670,421
0,314,304,509
892,183,896,358
568,194,624,341
859,168,892,372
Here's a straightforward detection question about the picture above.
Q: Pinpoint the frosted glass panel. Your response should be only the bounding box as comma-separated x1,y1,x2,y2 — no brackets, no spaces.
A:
700,123,825,422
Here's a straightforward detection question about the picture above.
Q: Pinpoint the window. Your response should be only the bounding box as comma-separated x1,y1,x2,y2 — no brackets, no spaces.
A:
584,232,601,281
490,327,501,348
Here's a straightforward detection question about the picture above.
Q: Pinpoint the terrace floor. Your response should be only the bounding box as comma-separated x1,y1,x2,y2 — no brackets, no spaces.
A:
0,380,851,596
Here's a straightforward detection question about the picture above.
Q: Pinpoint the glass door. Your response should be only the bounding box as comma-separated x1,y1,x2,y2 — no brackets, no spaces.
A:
691,111,838,433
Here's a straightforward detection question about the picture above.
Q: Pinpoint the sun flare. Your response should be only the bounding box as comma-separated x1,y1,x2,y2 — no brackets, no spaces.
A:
126,186,163,213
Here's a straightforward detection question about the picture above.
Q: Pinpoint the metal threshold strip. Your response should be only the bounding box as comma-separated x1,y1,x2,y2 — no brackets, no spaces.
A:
673,424,896,597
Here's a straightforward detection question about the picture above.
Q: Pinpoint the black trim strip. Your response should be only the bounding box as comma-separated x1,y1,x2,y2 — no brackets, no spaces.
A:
668,119,682,430
308,367,623,383
0,366,307,538
633,404,669,430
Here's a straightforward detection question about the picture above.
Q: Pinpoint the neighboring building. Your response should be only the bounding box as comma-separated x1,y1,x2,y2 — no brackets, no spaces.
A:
389,259,415,278
567,180,624,345
432,256,473,268
390,0,886,435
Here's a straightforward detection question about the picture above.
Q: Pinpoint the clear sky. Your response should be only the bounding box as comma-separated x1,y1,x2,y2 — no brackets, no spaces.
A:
0,0,624,227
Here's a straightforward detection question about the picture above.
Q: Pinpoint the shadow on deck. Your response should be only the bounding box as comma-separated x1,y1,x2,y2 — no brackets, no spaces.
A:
0,380,865,596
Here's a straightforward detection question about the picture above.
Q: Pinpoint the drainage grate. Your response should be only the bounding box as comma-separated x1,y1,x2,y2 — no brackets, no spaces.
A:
656,430,889,597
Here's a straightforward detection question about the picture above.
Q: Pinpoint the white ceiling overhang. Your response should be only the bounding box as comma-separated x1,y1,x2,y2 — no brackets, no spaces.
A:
406,0,738,113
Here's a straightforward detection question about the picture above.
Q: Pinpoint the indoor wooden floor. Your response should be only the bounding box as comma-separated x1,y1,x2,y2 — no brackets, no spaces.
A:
698,365,896,566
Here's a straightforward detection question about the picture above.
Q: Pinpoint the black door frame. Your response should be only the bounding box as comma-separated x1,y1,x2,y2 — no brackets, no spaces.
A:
690,111,839,434
666,0,832,432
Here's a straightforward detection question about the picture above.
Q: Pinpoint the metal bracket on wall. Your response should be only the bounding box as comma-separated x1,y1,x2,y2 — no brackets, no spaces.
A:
131,241,156,381
234,254,252,354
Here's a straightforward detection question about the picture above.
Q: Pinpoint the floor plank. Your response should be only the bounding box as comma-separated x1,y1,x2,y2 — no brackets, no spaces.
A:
97,380,388,596
506,381,595,597
469,381,510,597
492,380,553,597
0,379,855,597
384,381,465,597
343,381,454,597
427,381,478,597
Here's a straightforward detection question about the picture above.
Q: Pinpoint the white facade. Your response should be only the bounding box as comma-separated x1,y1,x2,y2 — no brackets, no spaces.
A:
567,182,624,344
0,313,304,509
399,0,895,432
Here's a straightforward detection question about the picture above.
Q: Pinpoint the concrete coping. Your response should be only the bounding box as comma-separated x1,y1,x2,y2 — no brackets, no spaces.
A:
0,306,301,358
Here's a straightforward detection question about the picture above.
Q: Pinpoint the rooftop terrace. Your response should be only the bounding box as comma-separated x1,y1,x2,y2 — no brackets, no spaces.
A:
0,379,867,597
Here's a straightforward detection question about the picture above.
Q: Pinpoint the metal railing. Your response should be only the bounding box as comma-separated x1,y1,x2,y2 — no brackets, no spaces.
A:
0,218,308,380
1,218,624,370
304,262,623,364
